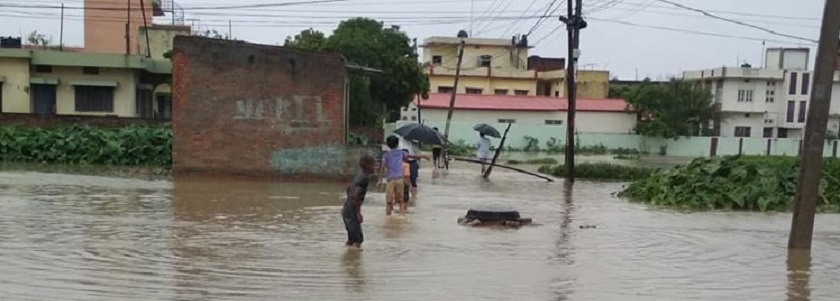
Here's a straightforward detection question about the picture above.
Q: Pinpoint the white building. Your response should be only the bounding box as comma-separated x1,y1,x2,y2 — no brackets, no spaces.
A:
683,48,840,139
401,93,636,134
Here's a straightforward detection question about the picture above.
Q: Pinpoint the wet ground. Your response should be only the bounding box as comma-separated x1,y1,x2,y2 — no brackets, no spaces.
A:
0,162,838,300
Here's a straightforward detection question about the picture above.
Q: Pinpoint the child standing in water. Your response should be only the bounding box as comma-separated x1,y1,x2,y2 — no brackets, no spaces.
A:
402,149,412,209
342,155,376,250
377,136,406,216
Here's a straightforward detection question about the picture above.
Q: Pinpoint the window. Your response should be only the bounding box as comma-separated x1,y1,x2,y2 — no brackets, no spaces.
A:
765,90,775,103
34,65,52,73
437,86,453,93
789,72,798,95
799,101,807,123
778,128,789,138
763,127,773,138
554,91,560,97
514,90,529,96
802,73,810,95
465,88,483,94
734,126,751,137
498,119,516,123
767,81,776,86
410,116,417,121
787,101,795,122
737,89,754,102
477,55,492,67
83,67,100,75
74,86,114,112
545,120,563,125
432,55,442,65
402,116,407,120
714,80,723,102
494,89,508,95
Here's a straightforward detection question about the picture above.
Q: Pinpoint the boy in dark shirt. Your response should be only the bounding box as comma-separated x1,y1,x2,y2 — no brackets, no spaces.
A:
342,155,376,249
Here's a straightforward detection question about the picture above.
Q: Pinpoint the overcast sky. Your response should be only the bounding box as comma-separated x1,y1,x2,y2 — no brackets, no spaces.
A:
0,0,825,79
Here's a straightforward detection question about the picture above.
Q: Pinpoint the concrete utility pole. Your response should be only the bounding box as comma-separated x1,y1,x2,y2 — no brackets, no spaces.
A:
788,0,840,251
442,31,468,170
443,32,467,140
560,0,586,182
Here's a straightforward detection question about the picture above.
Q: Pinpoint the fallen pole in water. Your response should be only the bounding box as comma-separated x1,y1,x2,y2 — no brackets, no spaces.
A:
454,157,555,182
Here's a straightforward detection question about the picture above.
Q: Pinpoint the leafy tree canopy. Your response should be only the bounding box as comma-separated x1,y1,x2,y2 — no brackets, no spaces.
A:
617,79,716,139
284,18,429,127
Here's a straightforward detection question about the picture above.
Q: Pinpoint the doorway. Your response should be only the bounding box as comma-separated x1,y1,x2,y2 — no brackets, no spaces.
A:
31,84,57,115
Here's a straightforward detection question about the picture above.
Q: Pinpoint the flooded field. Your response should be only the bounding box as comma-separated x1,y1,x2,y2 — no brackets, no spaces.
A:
0,163,838,300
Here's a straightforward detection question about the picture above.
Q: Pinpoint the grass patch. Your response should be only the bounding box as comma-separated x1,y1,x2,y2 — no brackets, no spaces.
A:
617,155,840,213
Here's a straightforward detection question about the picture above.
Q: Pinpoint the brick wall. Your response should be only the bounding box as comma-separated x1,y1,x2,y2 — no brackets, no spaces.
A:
0,113,166,128
350,126,384,145
172,36,371,179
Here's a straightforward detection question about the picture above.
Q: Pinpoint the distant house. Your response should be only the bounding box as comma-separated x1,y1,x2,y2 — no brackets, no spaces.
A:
402,93,636,134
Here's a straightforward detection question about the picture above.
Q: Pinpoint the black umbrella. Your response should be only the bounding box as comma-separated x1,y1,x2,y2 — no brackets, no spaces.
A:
473,123,501,138
393,123,447,146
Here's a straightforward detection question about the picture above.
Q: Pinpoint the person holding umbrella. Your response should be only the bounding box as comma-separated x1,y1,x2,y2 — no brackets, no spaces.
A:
393,123,442,203
473,123,501,174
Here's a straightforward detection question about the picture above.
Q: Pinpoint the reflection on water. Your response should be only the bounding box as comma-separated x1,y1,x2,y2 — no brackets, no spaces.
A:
787,250,811,301
0,162,839,300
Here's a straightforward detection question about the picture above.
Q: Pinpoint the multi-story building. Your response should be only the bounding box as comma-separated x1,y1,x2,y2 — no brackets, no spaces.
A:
420,36,610,99
0,0,187,119
683,48,840,139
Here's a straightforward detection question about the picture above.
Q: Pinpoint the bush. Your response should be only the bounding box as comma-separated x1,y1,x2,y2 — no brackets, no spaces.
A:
0,124,172,167
508,158,559,165
538,163,654,181
617,156,840,213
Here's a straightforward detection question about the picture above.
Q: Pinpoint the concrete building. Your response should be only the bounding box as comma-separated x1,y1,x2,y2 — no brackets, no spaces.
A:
0,48,172,118
683,47,840,139
421,36,610,99
403,93,634,131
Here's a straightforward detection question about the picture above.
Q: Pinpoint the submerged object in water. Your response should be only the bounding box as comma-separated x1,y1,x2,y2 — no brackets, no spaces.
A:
458,205,532,228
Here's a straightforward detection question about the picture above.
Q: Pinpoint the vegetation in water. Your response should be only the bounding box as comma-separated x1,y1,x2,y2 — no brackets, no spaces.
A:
538,163,654,181
617,156,840,213
508,158,559,165
0,124,172,167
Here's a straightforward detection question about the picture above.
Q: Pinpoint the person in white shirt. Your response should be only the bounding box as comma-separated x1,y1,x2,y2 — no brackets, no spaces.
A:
398,136,429,203
476,133,492,174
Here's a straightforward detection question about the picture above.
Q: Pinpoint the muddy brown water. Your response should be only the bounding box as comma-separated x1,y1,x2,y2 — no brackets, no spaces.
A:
0,164,838,300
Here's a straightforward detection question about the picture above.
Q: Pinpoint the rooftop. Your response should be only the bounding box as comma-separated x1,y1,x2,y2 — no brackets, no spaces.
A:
421,36,530,48
416,93,629,112
0,48,172,74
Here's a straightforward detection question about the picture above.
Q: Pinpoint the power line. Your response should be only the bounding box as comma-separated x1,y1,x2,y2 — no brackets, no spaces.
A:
589,17,817,45
655,0,818,43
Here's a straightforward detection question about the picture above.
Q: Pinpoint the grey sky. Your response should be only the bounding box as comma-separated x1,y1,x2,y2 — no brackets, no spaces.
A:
0,0,824,79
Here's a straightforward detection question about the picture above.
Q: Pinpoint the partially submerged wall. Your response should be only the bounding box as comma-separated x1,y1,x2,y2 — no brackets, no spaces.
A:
172,36,372,179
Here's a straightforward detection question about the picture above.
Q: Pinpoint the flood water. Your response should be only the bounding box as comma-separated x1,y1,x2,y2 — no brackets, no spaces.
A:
0,163,839,300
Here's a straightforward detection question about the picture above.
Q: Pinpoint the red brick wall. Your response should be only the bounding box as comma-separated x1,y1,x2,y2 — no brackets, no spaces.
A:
172,36,367,179
350,126,384,145
0,113,166,128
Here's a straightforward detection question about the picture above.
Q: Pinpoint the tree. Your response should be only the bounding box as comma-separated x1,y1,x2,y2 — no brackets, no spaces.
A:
619,79,716,139
283,28,327,50
195,29,228,39
26,30,61,50
283,18,430,127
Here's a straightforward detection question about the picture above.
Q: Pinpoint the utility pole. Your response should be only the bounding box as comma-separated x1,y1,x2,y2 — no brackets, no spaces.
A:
788,0,840,251
443,31,467,143
59,3,64,51
140,0,151,57
228,20,232,39
560,0,586,182
126,0,131,55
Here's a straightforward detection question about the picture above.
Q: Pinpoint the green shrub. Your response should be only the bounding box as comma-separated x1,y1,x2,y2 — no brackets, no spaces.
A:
538,163,654,181
617,156,840,213
0,124,171,167
508,158,559,165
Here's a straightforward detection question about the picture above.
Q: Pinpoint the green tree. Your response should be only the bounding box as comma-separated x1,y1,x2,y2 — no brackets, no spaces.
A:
284,18,429,127
622,79,715,139
195,29,228,39
283,28,327,50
